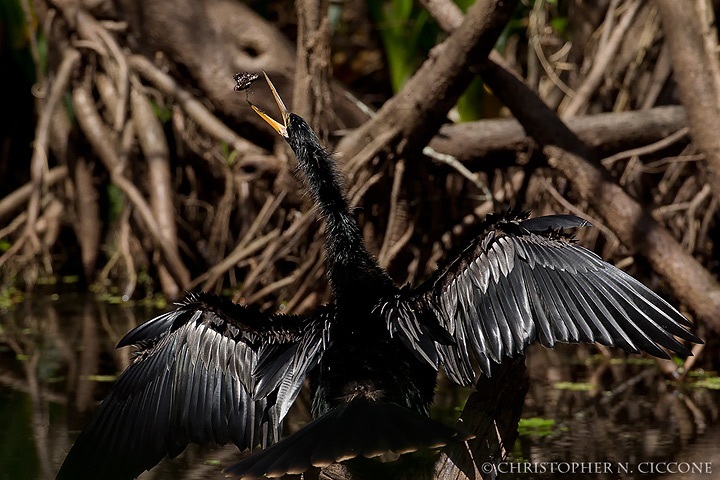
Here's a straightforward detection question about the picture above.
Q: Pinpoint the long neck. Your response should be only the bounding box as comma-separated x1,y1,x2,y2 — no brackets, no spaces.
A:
296,140,393,303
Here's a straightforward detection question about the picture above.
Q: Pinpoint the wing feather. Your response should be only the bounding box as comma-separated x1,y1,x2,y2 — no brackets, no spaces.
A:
486,280,512,356
495,272,526,353
379,212,700,385
519,260,554,348
57,292,329,480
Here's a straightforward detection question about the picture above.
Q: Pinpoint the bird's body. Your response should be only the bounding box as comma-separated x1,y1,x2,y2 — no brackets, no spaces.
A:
57,74,701,480
279,111,433,419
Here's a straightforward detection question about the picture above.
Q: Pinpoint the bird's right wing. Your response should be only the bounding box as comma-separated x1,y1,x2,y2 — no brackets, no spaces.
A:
56,292,330,480
377,212,700,386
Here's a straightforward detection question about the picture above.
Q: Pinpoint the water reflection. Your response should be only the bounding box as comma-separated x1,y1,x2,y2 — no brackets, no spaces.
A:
513,345,720,479
0,294,147,480
0,296,717,479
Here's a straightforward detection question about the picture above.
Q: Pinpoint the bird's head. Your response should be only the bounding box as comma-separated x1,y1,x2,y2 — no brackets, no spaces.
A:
248,72,323,162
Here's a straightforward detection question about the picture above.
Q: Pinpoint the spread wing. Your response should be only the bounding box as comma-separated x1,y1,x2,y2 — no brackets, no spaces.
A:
378,212,701,385
56,292,330,480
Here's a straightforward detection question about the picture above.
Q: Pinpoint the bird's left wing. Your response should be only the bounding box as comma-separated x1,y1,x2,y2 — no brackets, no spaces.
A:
57,292,329,480
377,212,700,385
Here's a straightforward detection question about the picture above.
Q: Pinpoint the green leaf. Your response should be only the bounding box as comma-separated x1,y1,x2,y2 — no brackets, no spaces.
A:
550,17,568,36
456,77,486,122
150,100,172,123
85,374,119,383
553,381,594,392
518,417,557,437
107,184,124,223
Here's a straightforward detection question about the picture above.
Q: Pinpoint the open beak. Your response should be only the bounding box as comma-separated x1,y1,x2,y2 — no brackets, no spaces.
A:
249,71,289,138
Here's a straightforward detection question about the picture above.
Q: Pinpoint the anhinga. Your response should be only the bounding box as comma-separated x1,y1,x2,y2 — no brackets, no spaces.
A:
57,73,701,480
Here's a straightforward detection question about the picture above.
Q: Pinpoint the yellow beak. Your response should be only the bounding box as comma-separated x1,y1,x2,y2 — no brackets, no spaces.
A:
249,71,289,137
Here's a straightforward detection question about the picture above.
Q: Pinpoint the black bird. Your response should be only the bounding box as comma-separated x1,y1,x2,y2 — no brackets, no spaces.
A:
57,73,701,480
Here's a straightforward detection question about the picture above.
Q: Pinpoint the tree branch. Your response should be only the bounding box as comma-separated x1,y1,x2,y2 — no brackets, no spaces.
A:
131,86,191,298
72,81,190,290
423,0,720,333
0,166,67,222
128,55,265,158
430,105,688,166
655,0,720,200
337,0,520,165
293,0,333,141
479,59,720,333
26,48,80,245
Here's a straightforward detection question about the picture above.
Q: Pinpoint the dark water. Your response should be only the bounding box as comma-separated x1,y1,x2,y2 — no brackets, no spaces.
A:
0,295,718,479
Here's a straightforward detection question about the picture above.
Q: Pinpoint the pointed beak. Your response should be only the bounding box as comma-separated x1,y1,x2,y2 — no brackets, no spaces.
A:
249,71,289,138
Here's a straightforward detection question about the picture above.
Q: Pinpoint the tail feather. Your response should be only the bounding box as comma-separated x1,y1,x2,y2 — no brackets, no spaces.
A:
223,397,472,479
